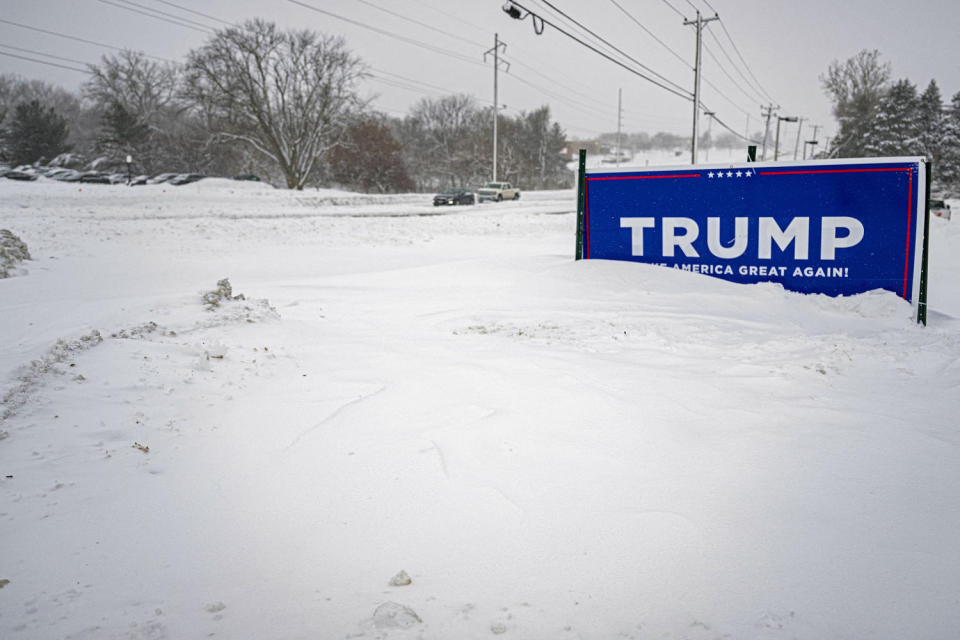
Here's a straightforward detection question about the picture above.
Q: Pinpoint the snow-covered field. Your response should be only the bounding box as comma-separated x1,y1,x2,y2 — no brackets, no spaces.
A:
2,178,959,640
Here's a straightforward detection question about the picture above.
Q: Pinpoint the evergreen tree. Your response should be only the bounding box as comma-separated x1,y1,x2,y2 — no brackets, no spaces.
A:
4,99,71,165
863,78,920,157
917,80,944,167
95,100,150,159
939,91,960,194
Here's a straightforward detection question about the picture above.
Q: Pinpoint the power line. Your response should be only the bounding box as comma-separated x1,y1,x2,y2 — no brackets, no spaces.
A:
504,1,693,102
0,50,89,74
659,0,688,20
150,0,235,26
0,18,174,62
94,0,212,33
703,27,766,105
714,18,778,105
701,105,759,145
700,72,754,118
700,44,762,113
607,0,690,68
115,0,217,31
287,0,484,68
0,43,94,68
536,0,690,96
349,0,487,49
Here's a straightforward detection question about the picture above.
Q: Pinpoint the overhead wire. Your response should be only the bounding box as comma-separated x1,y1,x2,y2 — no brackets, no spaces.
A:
0,50,89,74
348,0,487,49
502,1,693,102
93,0,212,33
0,18,175,62
151,0,236,27
607,0,690,67
700,45,762,114
703,27,767,105
115,0,217,31
659,0,688,20
0,43,95,68
287,0,484,67
713,19,778,105
535,0,690,96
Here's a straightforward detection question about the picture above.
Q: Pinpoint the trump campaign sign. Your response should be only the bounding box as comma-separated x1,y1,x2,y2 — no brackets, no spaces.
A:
576,155,929,316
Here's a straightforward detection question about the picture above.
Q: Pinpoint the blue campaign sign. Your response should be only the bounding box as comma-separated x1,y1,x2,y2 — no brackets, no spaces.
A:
582,157,927,302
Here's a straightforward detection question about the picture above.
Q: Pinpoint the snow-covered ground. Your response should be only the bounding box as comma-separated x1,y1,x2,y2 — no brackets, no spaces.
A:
2,179,959,640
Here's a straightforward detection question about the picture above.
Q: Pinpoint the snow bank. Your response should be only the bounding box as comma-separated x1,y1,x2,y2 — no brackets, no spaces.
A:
1,181,958,639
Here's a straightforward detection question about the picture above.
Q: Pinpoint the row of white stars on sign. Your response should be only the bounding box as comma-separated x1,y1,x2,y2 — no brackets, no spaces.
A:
707,169,755,178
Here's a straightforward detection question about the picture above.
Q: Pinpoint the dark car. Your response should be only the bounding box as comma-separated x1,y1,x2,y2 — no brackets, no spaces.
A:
4,170,38,181
233,174,261,182
78,172,111,184
433,188,475,206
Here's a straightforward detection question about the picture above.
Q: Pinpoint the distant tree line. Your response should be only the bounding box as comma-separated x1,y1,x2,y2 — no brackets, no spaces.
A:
821,49,960,194
0,19,572,192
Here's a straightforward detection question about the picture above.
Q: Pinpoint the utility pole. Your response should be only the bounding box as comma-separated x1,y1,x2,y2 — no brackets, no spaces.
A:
792,117,805,160
760,104,775,161
774,115,798,160
684,11,719,165
616,88,622,167
484,34,509,182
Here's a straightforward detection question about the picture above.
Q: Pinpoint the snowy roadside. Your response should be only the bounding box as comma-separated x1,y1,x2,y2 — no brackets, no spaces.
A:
1,182,959,639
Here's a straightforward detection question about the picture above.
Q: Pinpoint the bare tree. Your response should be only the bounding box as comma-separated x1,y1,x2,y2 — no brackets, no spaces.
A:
184,19,366,189
85,50,181,123
84,51,194,172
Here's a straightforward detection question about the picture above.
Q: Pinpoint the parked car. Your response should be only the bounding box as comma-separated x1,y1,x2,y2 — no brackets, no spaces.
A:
233,174,261,182
4,170,38,181
433,188,475,206
53,169,83,182
147,173,179,185
129,174,150,186
168,173,205,186
930,199,952,220
477,181,520,202
78,172,111,184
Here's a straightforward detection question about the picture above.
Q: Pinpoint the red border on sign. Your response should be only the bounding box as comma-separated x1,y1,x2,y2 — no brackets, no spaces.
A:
584,173,700,259
587,174,702,181
759,166,915,299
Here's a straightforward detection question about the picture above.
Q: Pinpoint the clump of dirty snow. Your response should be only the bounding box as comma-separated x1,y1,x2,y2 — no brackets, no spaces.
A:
202,278,246,310
388,570,412,586
1,330,103,423
199,278,279,325
372,602,421,629
0,229,31,278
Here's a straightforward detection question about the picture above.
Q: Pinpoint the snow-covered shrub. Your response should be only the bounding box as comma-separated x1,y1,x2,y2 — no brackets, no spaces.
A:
0,230,31,278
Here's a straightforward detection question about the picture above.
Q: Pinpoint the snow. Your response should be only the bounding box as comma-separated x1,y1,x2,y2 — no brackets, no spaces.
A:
1,180,959,639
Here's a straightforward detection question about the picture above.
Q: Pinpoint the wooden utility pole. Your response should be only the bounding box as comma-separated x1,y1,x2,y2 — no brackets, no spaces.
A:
684,11,719,164
484,34,509,182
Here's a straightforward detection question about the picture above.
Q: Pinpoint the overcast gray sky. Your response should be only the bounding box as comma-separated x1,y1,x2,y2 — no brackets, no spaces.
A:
2,0,959,147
